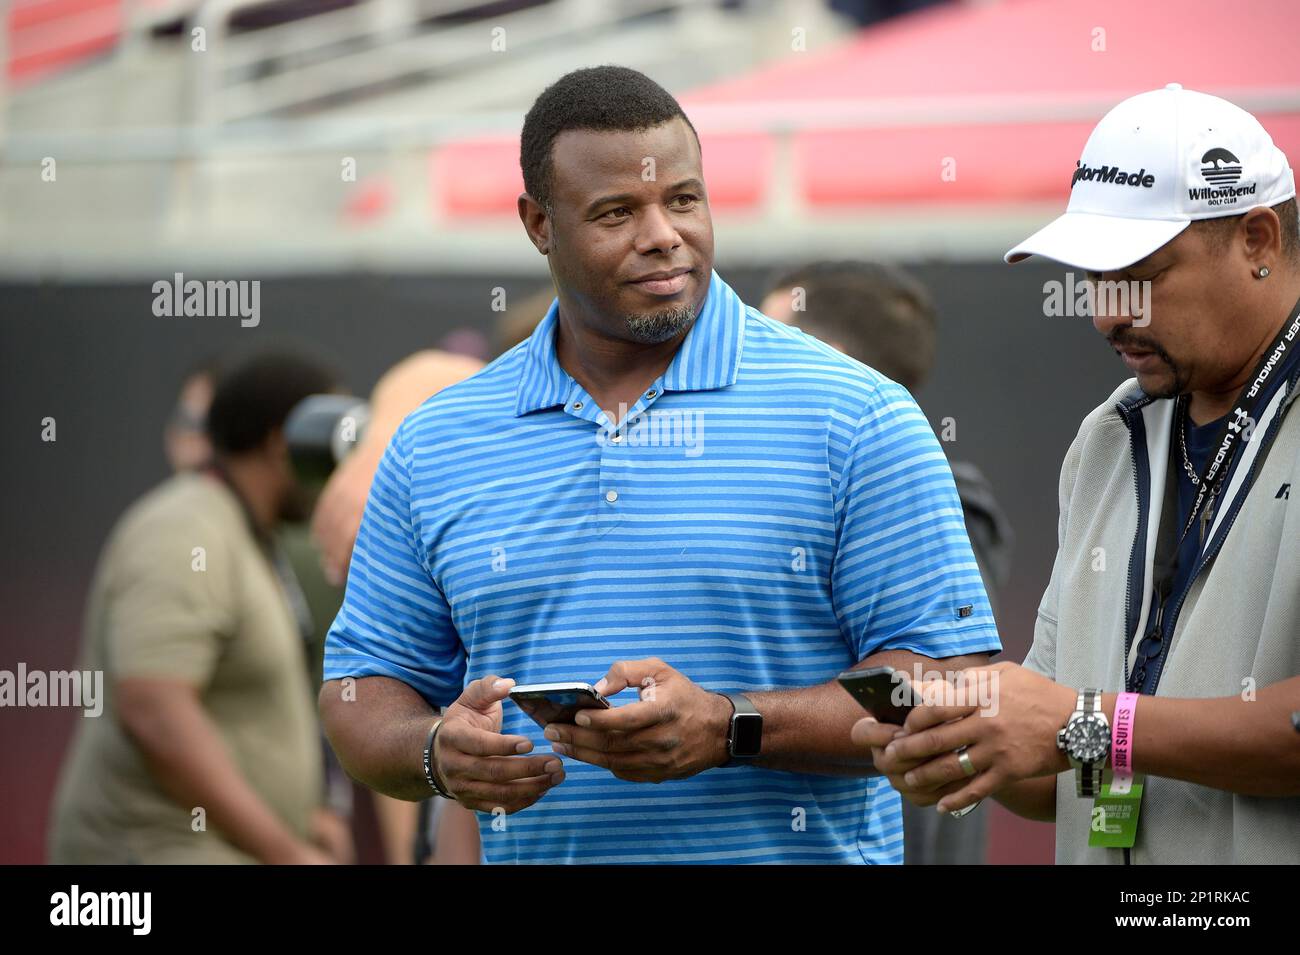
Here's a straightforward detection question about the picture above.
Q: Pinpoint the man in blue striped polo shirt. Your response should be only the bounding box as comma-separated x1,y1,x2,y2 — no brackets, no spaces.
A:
320,65,1001,864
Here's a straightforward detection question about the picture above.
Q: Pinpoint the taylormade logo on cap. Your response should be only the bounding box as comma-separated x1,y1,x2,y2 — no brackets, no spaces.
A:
1006,83,1296,272
1071,161,1155,189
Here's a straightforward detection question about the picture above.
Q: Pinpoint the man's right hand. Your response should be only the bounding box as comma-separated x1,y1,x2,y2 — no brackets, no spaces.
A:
433,675,565,814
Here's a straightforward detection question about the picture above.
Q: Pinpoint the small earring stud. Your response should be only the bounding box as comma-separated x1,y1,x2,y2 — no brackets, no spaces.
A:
1258,266,1271,278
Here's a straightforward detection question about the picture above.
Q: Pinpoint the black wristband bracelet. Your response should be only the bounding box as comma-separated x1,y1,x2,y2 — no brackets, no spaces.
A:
422,718,455,799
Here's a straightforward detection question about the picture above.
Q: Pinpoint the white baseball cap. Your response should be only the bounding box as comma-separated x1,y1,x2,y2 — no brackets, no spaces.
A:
1005,84,1295,272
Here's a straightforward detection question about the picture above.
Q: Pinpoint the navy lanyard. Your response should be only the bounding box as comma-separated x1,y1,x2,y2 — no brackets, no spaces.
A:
1127,297,1300,695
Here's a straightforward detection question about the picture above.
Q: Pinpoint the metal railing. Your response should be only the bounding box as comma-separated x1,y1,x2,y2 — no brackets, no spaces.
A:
188,0,703,125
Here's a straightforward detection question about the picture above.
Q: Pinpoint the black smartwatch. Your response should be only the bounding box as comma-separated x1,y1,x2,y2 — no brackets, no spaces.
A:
720,692,762,765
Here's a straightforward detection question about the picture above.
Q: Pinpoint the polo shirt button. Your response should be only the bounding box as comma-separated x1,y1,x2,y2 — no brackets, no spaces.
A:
605,490,619,503
572,401,584,411
645,389,658,399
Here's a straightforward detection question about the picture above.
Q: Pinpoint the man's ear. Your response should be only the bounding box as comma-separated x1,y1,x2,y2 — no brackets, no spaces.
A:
517,192,551,255
1240,205,1284,266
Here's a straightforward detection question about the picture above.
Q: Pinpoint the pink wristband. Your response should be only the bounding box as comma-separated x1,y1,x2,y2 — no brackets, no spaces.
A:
1112,692,1139,777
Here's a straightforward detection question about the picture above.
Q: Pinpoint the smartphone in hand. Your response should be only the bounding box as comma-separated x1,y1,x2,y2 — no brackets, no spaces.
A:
509,682,611,728
836,666,923,726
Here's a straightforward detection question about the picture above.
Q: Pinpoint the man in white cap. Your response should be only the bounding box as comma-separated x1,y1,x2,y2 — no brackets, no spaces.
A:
854,84,1300,863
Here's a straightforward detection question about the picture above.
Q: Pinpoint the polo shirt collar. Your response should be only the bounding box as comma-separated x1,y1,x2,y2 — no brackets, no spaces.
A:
513,268,747,417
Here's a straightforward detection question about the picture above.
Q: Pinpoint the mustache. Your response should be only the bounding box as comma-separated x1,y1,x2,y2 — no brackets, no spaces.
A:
1107,329,1173,364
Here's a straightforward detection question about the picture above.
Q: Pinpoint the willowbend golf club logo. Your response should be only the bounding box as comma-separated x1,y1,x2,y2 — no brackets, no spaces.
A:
1200,147,1243,186
1071,160,1155,189
1191,147,1254,206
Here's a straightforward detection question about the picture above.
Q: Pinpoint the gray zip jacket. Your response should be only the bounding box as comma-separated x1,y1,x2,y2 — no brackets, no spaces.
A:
1024,363,1300,864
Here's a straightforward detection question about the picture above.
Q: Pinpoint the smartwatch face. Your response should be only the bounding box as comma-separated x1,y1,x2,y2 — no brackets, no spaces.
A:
1064,715,1110,762
731,713,762,757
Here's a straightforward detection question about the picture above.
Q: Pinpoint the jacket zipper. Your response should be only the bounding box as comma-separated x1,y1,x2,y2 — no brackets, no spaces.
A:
1115,396,1154,673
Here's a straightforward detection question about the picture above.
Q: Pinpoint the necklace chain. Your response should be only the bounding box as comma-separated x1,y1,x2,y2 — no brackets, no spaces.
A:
1179,413,1200,486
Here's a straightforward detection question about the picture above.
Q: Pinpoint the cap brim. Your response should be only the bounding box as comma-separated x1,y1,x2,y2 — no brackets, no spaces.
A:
1004,211,1190,272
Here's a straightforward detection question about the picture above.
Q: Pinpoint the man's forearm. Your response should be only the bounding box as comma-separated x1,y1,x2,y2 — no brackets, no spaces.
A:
319,675,438,801
749,651,992,776
747,680,881,776
993,775,1057,822
1099,677,1300,796
119,679,311,863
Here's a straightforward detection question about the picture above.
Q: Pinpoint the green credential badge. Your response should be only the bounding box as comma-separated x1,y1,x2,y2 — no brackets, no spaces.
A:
1088,773,1144,849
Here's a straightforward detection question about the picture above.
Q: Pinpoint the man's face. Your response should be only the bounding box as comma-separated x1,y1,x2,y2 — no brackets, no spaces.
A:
539,117,714,344
1089,224,1252,400
264,429,315,525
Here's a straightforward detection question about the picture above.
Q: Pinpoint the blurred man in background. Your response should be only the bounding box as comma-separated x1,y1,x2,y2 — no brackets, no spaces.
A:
160,350,483,863
160,356,354,863
49,351,344,864
761,261,1013,864
760,262,1013,616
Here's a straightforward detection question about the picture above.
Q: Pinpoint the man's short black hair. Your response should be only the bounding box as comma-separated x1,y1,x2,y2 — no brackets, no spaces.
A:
765,261,938,392
1194,197,1300,262
206,350,338,455
520,65,699,216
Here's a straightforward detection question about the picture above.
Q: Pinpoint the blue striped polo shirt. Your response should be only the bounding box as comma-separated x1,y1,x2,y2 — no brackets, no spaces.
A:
324,268,1001,864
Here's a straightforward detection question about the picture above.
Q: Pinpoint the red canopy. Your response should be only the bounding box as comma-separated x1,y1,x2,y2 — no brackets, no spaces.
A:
6,0,123,84
430,0,1300,219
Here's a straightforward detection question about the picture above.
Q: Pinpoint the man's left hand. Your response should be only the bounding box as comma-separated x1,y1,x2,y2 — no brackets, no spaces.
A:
874,662,1077,814
544,658,732,783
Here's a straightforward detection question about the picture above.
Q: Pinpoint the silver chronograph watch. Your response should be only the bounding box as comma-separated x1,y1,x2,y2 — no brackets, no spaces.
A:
1057,689,1111,797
